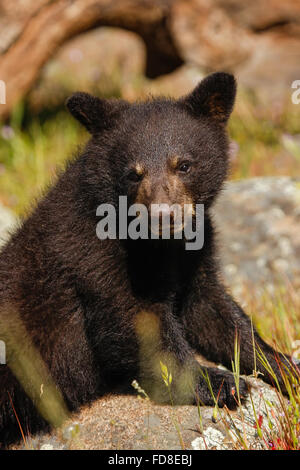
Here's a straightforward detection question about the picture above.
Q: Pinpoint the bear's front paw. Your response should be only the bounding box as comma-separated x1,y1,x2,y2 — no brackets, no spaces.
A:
196,368,248,410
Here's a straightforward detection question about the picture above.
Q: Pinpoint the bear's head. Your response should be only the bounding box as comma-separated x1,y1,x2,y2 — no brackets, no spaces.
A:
67,72,236,236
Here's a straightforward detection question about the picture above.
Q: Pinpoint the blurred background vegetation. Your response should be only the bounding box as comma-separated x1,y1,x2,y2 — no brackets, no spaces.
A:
0,0,300,215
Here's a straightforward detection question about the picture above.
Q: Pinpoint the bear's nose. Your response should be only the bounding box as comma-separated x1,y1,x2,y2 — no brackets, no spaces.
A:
150,205,175,225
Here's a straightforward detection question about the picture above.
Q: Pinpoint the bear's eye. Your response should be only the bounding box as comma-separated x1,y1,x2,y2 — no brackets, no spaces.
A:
178,162,191,174
126,170,143,183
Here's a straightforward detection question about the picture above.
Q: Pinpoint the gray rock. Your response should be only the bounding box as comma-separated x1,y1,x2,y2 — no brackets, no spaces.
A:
213,176,300,291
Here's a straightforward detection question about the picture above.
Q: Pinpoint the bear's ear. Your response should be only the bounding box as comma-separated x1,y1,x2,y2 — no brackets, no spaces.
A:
66,92,127,134
181,72,237,125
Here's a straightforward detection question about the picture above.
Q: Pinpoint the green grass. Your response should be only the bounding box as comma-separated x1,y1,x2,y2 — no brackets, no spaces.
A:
242,282,300,357
0,105,87,215
229,90,300,179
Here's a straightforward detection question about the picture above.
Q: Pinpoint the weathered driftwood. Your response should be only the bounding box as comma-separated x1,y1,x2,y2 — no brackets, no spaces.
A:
1,0,300,118
0,0,182,119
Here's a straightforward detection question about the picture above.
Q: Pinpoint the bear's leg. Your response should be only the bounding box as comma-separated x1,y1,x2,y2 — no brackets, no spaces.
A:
134,307,247,408
182,284,297,390
0,303,102,448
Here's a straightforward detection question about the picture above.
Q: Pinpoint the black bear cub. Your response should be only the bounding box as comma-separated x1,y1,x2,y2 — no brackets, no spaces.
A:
0,73,295,447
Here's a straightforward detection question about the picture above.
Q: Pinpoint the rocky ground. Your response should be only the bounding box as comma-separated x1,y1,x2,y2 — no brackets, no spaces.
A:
1,176,300,450
13,377,283,451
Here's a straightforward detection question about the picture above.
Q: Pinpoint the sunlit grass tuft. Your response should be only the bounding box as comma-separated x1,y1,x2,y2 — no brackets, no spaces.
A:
229,90,300,179
0,106,87,215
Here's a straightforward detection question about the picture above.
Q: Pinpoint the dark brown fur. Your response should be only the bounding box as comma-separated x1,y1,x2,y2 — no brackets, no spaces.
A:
0,73,295,447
